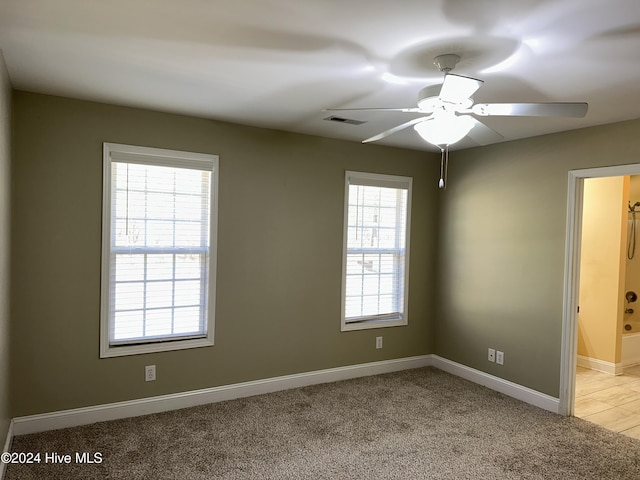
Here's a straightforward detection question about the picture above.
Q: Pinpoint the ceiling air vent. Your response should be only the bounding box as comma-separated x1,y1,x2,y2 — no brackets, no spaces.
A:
324,115,367,126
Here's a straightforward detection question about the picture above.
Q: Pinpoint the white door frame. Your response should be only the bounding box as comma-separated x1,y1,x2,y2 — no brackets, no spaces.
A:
560,163,640,416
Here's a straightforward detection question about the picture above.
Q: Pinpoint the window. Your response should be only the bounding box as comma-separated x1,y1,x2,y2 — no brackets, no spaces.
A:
341,171,412,331
100,143,218,357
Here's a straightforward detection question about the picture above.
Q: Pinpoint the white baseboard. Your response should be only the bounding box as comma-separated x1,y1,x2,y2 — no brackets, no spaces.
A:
431,356,561,414
12,355,433,436
577,355,623,375
10,354,560,438
1,419,14,480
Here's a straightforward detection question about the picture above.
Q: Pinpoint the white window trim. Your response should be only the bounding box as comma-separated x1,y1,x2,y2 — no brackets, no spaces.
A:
100,142,219,358
341,171,412,332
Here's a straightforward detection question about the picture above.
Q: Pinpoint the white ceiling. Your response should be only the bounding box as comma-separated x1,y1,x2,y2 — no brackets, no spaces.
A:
0,0,639,152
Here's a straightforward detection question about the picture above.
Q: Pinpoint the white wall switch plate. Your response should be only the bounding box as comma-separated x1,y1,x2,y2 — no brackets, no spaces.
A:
488,348,496,362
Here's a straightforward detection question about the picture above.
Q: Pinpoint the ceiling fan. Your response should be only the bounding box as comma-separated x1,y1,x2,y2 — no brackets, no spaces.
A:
325,54,588,188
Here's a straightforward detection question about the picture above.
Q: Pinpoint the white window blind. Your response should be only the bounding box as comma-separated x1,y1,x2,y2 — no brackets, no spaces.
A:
341,171,412,331
101,143,218,357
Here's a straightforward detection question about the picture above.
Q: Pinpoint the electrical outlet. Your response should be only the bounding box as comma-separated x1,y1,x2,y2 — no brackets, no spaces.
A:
376,336,383,349
488,348,496,362
496,351,504,365
145,365,156,382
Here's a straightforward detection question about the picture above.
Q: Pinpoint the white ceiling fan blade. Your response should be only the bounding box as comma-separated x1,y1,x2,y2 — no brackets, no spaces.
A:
362,117,430,143
466,118,504,146
439,74,483,105
472,102,588,117
324,107,421,113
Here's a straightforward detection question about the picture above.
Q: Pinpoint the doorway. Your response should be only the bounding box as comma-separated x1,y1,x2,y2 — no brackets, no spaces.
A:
560,163,640,419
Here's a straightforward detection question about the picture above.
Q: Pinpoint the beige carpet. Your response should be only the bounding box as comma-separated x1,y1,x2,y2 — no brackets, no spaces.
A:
6,367,640,479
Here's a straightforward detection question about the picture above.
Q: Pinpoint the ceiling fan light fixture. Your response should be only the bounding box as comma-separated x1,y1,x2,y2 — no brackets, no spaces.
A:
413,114,475,147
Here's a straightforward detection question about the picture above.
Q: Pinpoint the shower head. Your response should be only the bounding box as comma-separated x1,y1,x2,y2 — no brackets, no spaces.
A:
629,201,640,212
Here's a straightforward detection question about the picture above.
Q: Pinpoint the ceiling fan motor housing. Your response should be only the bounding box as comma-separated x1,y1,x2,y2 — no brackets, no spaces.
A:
417,82,473,112
417,84,442,112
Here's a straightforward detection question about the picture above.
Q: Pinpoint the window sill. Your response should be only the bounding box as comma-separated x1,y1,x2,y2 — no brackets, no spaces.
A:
100,336,214,358
341,318,407,332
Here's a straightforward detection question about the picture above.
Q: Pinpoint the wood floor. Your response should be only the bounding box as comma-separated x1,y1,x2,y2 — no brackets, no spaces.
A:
575,365,640,439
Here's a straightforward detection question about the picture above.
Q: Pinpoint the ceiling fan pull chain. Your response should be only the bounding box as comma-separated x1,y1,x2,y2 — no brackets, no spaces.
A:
444,145,449,189
446,146,449,187
439,147,446,189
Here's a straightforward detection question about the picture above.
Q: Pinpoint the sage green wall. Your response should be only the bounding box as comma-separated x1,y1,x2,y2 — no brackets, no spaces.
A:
10,91,439,416
435,118,640,397
0,51,12,446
